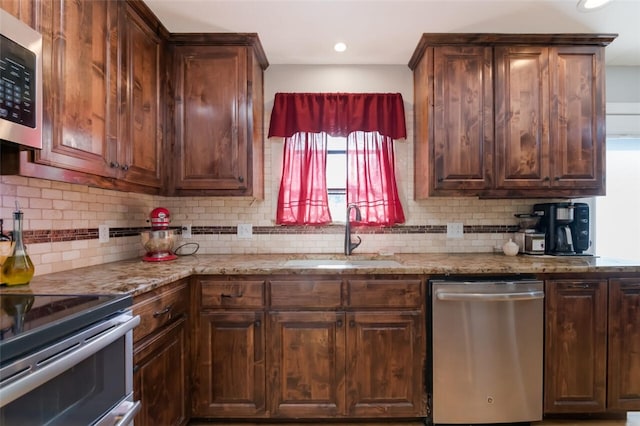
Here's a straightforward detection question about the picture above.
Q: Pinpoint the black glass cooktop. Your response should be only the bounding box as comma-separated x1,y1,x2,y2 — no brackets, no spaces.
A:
0,293,132,364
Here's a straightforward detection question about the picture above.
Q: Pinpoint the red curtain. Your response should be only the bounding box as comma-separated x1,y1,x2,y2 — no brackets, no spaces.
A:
276,132,332,225
269,93,406,139
347,131,405,226
270,93,406,226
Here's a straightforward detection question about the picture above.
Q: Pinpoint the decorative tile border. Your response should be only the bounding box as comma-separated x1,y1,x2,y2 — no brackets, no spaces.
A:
18,225,520,245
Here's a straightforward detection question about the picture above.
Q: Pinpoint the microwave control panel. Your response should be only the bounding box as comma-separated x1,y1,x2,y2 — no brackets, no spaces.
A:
0,34,36,128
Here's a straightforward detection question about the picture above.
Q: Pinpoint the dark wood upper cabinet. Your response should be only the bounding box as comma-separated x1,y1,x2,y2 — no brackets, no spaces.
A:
409,33,616,198
117,1,165,189
2,0,167,194
33,0,118,178
431,46,494,193
494,46,550,189
168,35,268,197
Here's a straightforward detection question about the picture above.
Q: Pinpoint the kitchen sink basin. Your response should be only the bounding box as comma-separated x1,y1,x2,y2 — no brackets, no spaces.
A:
282,259,402,269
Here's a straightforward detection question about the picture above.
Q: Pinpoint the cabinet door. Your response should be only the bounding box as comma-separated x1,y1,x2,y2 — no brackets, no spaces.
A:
172,45,249,193
345,311,426,417
117,3,163,188
544,280,607,413
608,278,640,411
432,46,493,193
267,311,346,418
32,0,117,177
134,317,189,426
495,46,550,189
549,45,605,192
192,311,265,417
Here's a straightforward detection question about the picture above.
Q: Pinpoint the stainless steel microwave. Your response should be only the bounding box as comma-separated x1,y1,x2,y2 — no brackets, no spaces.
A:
0,9,42,149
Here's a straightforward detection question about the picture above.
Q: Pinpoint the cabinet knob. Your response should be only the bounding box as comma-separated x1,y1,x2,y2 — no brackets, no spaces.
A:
337,319,343,328
121,164,129,171
437,177,444,183
110,161,120,169
350,320,356,328
543,176,550,182
255,320,261,328
554,176,560,181
238,176,244,183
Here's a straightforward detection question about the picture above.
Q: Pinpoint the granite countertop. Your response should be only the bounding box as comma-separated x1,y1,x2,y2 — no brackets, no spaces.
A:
2,253,639,297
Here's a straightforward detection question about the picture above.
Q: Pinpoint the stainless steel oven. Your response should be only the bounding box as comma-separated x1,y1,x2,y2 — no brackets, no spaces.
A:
0,293,141,425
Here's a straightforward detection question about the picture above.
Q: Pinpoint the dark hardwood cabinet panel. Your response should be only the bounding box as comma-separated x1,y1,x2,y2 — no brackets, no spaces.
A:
134,317,189,426
607,278,640,411
549,45,605,191
267,311,346,417
345,311,426,417
32,0,118,178
192,311,266,417
169,35,267,196
117,2,164,189
132,278,190,426
495,46,550,189
544,279,608,414
418,45,493,195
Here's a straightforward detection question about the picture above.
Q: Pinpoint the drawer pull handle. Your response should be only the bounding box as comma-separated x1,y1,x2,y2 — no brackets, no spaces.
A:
568,284,592,289
153,305,173,317
221,293,243,299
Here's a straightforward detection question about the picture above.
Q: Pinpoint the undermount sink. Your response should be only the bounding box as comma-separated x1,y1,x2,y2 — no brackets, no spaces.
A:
283,259,402,269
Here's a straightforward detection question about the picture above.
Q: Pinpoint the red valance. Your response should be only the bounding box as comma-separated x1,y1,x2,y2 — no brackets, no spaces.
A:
268,92,407,140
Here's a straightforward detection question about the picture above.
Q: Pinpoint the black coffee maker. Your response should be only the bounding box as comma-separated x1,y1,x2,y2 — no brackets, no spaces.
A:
533,202,590,255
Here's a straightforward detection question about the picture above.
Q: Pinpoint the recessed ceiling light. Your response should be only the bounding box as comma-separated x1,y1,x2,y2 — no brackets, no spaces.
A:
334,42,347,53
577,0,613,11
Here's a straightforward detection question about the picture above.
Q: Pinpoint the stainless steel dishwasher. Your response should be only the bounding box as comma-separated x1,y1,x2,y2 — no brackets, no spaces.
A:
430,279,544,424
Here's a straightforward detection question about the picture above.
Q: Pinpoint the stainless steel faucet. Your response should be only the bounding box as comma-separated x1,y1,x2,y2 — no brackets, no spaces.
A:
344,204,362,255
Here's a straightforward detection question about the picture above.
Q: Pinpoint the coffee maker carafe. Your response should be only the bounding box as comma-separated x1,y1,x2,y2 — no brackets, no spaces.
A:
533,202,590,255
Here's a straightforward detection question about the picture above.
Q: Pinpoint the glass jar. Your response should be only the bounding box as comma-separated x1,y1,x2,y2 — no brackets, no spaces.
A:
1,210,35,286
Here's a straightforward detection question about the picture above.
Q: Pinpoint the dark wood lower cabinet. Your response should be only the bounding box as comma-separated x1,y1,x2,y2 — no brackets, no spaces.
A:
346,311,426,417
268,311,346,418
192,311,266,417
192,276,427,420
134,317,189,426
608,278,640,411
544,279,608,413
544,278,640,415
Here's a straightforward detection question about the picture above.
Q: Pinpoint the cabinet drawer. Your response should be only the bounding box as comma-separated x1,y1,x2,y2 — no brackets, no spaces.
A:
270,280,342,308
201,280,265,308
348,279,423,308
133,280,189,343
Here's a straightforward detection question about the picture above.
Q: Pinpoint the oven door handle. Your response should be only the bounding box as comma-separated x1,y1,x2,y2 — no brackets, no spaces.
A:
94,393,141,426
0,313,140,407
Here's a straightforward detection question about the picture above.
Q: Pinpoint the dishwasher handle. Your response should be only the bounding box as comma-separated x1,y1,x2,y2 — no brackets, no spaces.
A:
435,290,544,302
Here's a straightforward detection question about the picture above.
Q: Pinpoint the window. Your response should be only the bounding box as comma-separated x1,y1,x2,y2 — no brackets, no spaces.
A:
326,136,347,223
595,138,640,260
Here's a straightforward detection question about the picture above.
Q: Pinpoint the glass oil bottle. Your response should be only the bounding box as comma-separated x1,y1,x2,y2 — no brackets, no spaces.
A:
1,209,35,286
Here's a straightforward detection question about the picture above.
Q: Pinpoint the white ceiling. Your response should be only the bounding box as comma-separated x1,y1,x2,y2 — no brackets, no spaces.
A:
142,0,640,66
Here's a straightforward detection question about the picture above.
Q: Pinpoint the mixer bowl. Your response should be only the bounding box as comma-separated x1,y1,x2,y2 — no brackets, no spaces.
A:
140,230,177,261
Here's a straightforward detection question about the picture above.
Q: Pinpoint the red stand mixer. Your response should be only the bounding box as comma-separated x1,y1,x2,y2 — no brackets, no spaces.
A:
141,207,178,262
